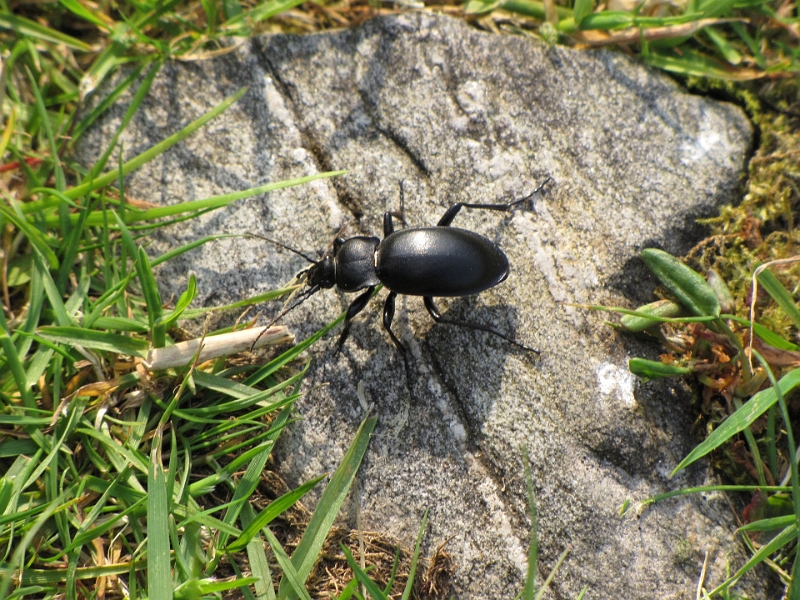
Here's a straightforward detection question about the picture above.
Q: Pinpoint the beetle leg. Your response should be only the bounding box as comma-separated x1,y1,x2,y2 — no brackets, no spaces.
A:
383,211,406,237
423,296,540,355
382,291,406,353
335,286,376,352
437,177,552,227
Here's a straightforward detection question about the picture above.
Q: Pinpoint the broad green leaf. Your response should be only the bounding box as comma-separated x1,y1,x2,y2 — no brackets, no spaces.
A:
500,0,573,20
629,358,693,380
463,0,501,13
573,0,594,25
620,299,684,332
641,249,720,317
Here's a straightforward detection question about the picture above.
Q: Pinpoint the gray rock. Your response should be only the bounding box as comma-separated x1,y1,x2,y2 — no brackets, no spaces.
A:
77,12,764,598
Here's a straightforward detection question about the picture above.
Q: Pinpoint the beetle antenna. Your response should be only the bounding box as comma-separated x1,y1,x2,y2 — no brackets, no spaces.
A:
317,221,351,259
265,284,321,329
249,284,322,352
506,176,554,209
247,233,318,264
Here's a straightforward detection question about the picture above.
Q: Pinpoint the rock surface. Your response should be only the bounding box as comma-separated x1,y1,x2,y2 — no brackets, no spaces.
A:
77,12,763,598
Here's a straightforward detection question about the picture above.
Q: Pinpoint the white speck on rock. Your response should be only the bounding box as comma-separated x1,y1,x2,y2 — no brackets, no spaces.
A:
597,362,637,408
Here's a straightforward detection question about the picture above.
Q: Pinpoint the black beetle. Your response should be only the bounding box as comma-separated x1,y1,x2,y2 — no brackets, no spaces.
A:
269,178,550,355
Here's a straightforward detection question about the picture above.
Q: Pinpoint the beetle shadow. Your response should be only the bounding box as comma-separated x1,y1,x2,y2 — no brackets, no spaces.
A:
401,295,533,448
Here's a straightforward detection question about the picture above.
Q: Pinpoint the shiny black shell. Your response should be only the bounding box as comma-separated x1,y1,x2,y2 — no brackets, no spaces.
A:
375,227,509,297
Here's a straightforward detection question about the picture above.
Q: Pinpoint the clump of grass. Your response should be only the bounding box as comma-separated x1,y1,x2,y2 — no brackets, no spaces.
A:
466,0,799,83
599,244,800,595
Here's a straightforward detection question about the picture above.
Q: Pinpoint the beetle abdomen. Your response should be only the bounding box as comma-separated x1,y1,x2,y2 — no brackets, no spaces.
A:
375,227,509,297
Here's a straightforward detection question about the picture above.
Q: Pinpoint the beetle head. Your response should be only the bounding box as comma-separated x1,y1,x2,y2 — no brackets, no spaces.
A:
307,256,336,289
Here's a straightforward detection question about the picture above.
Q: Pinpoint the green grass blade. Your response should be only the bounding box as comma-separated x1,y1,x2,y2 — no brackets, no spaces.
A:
242,503,276,600
81,61,162,190
278,415,378,599
216,405,301,551
265,528,313,600
244,300,359,386
496,0,573,21
151,234,237,267
726,315,800,350
757,267,800,330
0,203,59,269
224,0,306,28
20,558,147,586
58,0,110,29
341,545,388,600
33,249,71,326
226,475,325,553
0,489,72,599
400,510,428,600
181,285,298,320
79,39,134,99
644,47,752,80
704,26,742,64
25,66,66,193
522,449,537,600
56,170,346,228
0,13,91,50
641,249,720,317
707,525,796,596
65,87,246,201
156,274,197,330
72,64,145,143
38,326,150,357
23,398,86,493
0,315,35,409
148,428,172,600
672,368,800,475
136,247,165,347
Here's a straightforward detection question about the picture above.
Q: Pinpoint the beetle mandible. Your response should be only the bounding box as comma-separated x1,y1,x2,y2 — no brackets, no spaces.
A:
281,178,551,355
